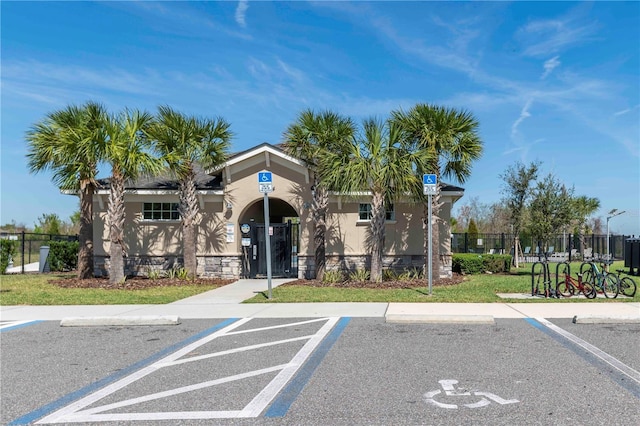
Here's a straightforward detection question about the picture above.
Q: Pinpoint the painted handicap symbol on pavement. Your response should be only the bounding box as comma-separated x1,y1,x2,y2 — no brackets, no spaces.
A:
423,379,519,409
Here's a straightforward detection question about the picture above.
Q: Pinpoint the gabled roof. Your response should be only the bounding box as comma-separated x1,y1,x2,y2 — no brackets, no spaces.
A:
214,142,310,185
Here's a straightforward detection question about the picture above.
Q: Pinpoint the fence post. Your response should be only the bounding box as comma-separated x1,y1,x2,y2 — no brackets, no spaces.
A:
464,233,468,253
21,231,26,274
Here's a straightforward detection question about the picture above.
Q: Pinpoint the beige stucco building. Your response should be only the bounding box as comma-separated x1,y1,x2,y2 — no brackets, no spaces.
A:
92,143,464,279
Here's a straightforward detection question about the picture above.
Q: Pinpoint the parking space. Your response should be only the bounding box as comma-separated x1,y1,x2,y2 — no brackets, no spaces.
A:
3,317,639,425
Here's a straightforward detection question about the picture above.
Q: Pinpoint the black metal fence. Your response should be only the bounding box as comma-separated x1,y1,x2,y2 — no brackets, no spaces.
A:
1,231,79,273
451,232,636,261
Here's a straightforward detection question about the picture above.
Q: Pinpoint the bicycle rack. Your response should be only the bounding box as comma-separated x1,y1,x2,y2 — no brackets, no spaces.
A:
531,261,551,297
556,262,570,284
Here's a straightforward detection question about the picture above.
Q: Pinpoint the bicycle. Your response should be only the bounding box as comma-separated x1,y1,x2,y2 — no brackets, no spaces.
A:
581,260,619,299
615,269,637,297
556,262,596,298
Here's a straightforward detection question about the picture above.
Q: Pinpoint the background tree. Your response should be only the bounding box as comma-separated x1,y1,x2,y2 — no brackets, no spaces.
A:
33,213,62,235
393,104,482,279
26,101,107,279
150,106,232,278
527,173,574,254
320,117,429,282
467,218,479,251
282,109,355,281
103,109,161,284
500,161,540,267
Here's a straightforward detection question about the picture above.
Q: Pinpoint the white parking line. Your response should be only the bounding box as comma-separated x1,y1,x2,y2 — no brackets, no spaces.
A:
0,320,40,331
535,317,640,386
36,317,340,424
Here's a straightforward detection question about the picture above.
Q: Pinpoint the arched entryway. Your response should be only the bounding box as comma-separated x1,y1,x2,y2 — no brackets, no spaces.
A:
238,198,300,278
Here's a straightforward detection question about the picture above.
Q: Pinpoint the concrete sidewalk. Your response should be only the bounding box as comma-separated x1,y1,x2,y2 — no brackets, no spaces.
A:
1,278,638,324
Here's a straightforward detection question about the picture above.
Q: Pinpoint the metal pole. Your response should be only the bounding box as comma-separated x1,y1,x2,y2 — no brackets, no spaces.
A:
263,192,272,299
428,193,433,295
21,231,26,274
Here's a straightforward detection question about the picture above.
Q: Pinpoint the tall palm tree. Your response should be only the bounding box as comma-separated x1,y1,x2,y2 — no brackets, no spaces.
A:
319,118,431,282
149,106,232,278
26,101,107,279
571,195,600,258
393,104,483,279
103,109,162,284
282,109,355,281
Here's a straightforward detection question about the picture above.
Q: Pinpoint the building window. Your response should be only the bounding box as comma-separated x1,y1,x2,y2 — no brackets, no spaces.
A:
358,203,395,221
143,203,180,221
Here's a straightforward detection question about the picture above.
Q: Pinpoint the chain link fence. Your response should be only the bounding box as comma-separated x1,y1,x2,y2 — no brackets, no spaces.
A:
451,232,635,261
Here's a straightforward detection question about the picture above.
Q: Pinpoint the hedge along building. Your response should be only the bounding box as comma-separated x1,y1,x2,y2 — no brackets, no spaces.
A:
90,143,464,279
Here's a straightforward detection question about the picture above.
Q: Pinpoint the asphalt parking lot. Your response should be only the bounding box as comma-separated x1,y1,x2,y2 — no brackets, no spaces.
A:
2,317,639,425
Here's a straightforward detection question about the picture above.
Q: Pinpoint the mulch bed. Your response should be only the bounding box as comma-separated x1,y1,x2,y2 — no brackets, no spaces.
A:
48,273,465,290
49,276,235,290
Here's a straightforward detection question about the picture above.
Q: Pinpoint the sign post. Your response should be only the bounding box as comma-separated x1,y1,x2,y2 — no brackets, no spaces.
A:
258,171,274,299
423,174,438,295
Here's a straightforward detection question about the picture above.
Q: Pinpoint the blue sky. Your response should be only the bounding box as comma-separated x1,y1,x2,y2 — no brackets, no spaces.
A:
1,1,638,235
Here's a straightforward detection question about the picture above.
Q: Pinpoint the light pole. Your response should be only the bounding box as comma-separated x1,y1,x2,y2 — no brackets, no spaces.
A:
606,209,625,263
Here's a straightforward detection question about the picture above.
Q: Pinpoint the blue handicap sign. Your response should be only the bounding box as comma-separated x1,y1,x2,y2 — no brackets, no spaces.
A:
423,174,437,185
258,171,273,183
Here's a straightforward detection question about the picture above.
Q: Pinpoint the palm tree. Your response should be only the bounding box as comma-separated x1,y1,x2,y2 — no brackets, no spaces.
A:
282,109,356,281
319,117,430,282
149,106,232,278
103,109,162,284
571,195,600,258
26,101,107,279
393,104,483,279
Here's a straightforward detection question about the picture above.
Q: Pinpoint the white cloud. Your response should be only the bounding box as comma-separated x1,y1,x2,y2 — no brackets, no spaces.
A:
511,99,533,139
235,0,249,28
541,56,561,79
516,6,598,58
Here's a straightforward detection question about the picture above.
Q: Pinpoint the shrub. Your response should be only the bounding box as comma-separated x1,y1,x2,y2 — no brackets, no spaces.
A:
146,267,163,280
47,240,79,272
1,239,17,274
398,267,423,280
452,254,512,275
322,270,344,284
349,269,370,281
383,269,397,281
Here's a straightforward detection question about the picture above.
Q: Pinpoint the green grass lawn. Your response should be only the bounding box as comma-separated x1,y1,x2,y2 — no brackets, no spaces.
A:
245,261,640,303
0,274,223,305
1,261,637,305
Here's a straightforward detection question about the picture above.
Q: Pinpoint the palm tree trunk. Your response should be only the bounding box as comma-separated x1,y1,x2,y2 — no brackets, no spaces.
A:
108,172,126,285
77,179,94,279
370,191,385,282
180,172,198,278
312,180,327,281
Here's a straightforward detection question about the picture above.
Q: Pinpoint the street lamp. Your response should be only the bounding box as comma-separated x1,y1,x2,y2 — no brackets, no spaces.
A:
606,209,625,263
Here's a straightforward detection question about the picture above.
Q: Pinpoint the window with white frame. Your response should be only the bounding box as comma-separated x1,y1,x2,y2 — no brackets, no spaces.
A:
358,203,395,221
142,202,180,220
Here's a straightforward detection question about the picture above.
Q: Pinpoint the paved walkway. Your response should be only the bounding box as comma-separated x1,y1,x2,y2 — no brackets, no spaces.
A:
4,261,39,274
1,278,639,323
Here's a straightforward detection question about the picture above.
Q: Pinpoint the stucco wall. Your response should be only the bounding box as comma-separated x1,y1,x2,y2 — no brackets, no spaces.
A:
91,146,460,279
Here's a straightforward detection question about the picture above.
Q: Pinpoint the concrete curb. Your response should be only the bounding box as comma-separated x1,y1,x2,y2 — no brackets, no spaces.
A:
385,314,495,324
60,315,181,327
572,315,640,324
